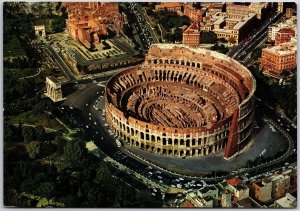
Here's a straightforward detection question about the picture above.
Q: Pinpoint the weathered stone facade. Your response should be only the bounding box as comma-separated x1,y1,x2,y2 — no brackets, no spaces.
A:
63,2,123,49
45,76,65,102
105,44,255,158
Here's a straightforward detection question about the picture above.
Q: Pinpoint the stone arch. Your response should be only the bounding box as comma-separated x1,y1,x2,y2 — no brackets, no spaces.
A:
174,150,178,156
180,150,184,156
174,139,178,145
180,139,184,145
186,150,190,156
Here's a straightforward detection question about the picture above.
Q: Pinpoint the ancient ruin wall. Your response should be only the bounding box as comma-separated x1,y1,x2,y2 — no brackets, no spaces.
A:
105,44,256,157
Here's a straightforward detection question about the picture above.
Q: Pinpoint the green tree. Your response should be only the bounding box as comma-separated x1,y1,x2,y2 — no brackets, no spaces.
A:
228,37,236,44
4,124,13,140
37,182,55,203
55,136,67,155
64,140,86,167
26,141,40,159
35,126,45,141
22,127,36,142
251,47,262,60
51,17,66,33
201,31,217,44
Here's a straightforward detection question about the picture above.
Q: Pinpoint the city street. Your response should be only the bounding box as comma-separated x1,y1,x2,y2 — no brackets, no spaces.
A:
60,78,296,189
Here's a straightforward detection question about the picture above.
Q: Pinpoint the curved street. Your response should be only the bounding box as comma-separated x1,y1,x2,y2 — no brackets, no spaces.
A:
61,81,296,190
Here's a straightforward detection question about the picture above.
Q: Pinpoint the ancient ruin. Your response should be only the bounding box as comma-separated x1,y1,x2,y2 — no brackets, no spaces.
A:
63,2,123,50
105,44,256,158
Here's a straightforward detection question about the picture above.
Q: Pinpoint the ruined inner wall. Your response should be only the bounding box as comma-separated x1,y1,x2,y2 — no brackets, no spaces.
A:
105,44,255,157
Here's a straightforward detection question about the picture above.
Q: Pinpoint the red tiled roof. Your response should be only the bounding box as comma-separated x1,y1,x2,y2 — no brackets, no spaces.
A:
227,178,242,186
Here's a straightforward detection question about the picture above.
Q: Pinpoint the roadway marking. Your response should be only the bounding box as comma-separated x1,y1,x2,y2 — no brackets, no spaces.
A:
69,84,99,107
97,83,106,87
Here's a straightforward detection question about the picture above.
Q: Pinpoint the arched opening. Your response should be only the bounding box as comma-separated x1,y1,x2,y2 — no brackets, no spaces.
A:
151,135,155,141
180,139,184,145
186,150,190,156
174,139,178,145
192,139,196,146
163,138,167,145
180,150,184,156
174,150,178,156
186,139,190,147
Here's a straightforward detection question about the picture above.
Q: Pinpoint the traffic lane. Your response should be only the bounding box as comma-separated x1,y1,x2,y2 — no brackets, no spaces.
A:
84,94,207,186
42,43,76,80
63,83,296,186
230,13,282,59
127,3,153,47
89,93,294,184
256,100,297,141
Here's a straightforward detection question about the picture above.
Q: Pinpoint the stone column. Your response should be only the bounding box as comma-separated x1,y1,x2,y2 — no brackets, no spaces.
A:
205,148,209,155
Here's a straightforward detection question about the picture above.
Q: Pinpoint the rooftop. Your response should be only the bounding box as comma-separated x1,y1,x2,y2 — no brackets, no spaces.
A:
263,42,297,56
227,178,242,186
275,193,296,208
156,2,181,8
183,22,200,35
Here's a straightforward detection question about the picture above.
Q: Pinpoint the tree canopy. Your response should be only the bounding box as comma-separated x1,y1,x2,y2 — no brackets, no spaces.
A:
201,31,217,44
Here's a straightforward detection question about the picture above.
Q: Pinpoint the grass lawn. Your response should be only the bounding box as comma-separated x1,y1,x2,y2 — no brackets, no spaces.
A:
3,35,27,57
7,111,65,132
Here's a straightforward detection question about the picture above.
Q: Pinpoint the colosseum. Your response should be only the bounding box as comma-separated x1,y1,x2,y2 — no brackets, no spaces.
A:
105,44,256,158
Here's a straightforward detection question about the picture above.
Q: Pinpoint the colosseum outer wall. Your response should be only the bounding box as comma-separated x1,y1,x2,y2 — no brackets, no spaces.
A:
105,44,256,158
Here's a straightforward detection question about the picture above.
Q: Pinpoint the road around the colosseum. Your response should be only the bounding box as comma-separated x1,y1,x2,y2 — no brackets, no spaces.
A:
62,82,295,184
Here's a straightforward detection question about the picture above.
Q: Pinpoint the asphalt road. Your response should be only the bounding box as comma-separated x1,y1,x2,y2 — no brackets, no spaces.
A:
61,80,296,187
39,40,77,80
229,12,283,60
